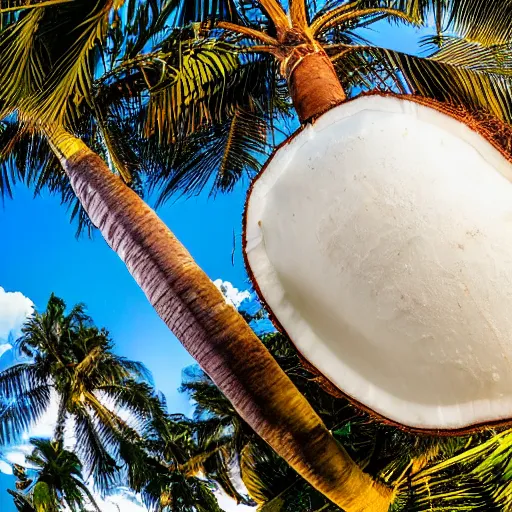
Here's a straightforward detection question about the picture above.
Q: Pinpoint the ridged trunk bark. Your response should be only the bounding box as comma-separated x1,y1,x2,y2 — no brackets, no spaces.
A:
284,43,346,123
48,130,392,512
53,393,67,446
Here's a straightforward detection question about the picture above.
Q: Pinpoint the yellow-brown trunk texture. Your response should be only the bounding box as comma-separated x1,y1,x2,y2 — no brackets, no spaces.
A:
284,43,346,123
50,130,391,512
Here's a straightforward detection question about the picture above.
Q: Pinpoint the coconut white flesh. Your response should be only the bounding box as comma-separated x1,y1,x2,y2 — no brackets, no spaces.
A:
245,95,512,431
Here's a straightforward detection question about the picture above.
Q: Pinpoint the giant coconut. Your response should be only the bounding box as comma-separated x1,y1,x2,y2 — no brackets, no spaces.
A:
244,93,512,432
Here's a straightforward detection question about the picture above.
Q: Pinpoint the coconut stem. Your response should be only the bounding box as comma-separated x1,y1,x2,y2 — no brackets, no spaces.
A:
284,42,346,123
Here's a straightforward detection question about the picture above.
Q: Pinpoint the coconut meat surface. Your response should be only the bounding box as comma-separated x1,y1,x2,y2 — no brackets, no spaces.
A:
245,95,512,430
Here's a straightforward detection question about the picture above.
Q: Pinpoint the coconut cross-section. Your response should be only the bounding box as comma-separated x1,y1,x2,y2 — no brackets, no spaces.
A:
244,94,512,432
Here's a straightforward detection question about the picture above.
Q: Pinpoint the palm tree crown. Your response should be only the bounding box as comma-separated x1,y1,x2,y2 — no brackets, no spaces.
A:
0,294,165,489
9,438,101,512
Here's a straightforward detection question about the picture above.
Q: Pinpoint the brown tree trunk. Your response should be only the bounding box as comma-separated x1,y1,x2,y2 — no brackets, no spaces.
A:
284,43,346,123
47,129,392,512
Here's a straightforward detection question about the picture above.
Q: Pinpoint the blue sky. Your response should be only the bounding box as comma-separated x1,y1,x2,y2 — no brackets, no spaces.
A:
0,17,428,512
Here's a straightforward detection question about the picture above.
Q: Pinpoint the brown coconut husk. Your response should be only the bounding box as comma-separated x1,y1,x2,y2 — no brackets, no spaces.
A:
242,91,512,436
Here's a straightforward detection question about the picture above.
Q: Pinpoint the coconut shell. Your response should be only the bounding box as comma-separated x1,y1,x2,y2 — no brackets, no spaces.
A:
242,92,512,435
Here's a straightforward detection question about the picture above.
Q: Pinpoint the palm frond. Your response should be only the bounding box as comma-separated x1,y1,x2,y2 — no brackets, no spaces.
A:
428,36,512,73
447,0,512,45
150,106,268,204
110,356,154,384
0,362,45,397
192,477,224,512
73,480,102,512
17,439,99,512
140,51,284,201
0,384,51,444
202,447,249,504
121,0,176,62
0,8,46,112
95,34,270,142
240,442,297,506
143,39,240,143
73,408,119,490
328,41,512,122
30,0,115,126
311,2,417,37
95,380,165,424
93,110,141,183
390,429,512,511
0,0,116,126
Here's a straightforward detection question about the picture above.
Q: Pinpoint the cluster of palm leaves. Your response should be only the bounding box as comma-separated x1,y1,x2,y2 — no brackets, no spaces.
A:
8,439,102,512
0,0,510,232
0,294,233,511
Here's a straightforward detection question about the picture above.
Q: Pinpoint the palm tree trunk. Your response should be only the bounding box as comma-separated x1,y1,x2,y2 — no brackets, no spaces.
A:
53,393,67,446
283,42,346,123
45,128,392,512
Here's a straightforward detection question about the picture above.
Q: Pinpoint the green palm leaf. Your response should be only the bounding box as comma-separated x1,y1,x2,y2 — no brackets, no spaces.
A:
447,0,512,45
73,407,119,489
328,39,512,123
142,39,240,143
150,106,268,204
11,438,102,512
96,380,165,424
0,294,162,493
0,385,51,444
240,442,298,507
0,8,46,112
388,429,512,511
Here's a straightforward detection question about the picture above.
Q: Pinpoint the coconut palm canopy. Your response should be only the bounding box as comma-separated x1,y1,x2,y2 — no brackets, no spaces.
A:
0,0,511,216
8,438,101,512
0,294,165,489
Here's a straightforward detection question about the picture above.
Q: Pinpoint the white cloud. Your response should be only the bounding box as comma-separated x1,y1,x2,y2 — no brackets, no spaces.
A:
3,444,33,467
216,491,255,511
214,280,251,308
93,489,147,512
0,460,13,475
0,343,12,359
426,11,436,28
0,287,34,340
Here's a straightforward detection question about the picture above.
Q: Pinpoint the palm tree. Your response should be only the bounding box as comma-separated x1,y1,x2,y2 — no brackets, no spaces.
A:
112,408,236,511
0,1,511,510
8,438,101,512
0,293,165,488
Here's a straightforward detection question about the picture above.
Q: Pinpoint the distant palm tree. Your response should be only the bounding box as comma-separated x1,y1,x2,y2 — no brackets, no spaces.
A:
115,410,232,511
0,293,165,488
8,438,100,512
